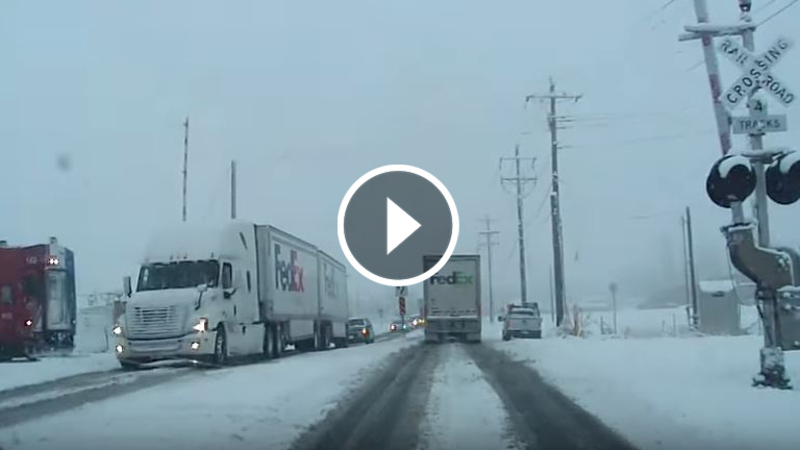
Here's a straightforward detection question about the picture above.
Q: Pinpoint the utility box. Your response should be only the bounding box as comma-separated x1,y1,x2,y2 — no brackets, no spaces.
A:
697,280,743,335
777,287,800,351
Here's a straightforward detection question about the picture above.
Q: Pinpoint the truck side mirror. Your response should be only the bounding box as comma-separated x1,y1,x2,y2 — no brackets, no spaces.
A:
498,315,505,322
123,276,132,298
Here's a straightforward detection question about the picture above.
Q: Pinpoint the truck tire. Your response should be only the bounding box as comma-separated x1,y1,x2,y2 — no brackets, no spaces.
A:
119,360,140,371
502,332,511,341
313,325,322,351
274,326,284,358
322,326,332,350
213,326,228,365
263,324,275,360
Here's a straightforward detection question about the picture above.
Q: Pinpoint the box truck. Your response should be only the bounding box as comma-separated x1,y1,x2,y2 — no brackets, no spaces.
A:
0,237,76,359
423,254,481,343
114,221,348,368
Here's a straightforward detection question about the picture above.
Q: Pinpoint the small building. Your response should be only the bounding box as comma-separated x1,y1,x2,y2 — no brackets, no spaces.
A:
697,279,751,335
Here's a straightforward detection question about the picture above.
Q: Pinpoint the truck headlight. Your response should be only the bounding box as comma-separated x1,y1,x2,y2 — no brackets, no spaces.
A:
192,318,208,332
112,325,123,336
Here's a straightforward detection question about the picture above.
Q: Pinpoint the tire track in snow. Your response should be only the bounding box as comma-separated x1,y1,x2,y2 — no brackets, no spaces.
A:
467,344,638,450
419,343,525,450
291,342,437,450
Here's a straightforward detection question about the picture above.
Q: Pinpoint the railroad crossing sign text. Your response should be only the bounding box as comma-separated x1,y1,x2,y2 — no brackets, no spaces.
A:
718,36,795,110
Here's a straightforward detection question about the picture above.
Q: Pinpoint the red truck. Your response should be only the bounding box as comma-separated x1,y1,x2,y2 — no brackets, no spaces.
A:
0,237,76,360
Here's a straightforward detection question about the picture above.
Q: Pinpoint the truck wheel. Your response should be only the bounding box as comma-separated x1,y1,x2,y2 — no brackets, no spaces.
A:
323,326,332,350
314,324,326,351
263,325,275,360
213,327,228,366
274,326,284,358
119,360,140,371
502,332,511,341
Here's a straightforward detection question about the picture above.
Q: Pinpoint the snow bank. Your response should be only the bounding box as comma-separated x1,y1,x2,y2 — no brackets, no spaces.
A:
0,332,422,450
0,353,118,392
489,326,800,450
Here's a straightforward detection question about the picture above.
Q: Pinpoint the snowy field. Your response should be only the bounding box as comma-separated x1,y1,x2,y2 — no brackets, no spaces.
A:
0,331,421,450
488,307,800,450
0,352,119,393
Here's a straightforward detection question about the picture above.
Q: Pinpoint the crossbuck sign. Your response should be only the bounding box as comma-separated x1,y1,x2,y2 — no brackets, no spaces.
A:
718,36,795,111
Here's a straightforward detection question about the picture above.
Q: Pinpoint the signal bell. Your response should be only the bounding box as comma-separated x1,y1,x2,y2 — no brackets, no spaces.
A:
706,155,756,208
766,152,800,205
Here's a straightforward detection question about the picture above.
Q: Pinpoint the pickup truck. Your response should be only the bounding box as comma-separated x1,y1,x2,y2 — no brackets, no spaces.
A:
502,303,542,340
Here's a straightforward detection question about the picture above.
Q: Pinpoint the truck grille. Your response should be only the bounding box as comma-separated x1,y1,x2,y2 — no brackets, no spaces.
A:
126,305,186,339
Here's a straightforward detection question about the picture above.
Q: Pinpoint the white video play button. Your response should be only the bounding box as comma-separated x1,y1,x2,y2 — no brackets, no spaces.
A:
386,198,421,254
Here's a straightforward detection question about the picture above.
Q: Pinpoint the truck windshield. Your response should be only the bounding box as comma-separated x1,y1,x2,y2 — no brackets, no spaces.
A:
137,260,220,292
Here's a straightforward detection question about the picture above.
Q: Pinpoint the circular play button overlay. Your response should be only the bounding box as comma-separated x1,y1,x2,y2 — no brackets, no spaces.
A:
338,165,460,286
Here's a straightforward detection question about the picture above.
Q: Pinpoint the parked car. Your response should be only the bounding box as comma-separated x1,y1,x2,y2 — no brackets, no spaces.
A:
501,303,543,340
347,318,375,344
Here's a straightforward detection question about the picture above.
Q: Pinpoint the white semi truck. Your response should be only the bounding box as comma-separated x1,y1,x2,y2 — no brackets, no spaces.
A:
423,254,481,343
114,221,349,368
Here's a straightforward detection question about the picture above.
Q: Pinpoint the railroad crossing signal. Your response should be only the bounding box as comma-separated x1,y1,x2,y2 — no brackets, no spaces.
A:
717,36,795,111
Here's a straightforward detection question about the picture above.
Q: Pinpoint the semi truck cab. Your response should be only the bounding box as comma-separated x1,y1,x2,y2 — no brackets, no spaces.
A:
115,222,263,367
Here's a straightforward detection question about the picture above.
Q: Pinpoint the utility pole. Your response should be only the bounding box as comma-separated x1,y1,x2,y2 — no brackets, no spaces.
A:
685,207,700,329
182,117,189,222
478,216,499,322
681,215,692,308
609,282,618,335
548,265,555,324
526,78,581,327
500,144,536,306
230,160,237,220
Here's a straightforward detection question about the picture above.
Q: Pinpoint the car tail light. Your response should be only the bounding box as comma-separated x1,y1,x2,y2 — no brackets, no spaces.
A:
361,328,368,336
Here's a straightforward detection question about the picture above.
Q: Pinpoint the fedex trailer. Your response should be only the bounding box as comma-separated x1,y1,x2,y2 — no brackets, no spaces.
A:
114,221,349,368
423,254,481,343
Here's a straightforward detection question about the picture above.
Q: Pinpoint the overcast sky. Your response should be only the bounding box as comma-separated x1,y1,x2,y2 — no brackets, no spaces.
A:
2,0,799,311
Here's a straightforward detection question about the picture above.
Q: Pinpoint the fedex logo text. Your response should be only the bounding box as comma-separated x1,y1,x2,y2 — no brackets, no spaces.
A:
275,244,304,292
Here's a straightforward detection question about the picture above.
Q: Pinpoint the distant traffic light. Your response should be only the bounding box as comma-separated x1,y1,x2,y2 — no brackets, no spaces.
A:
706,154,757,208
766,152,800,205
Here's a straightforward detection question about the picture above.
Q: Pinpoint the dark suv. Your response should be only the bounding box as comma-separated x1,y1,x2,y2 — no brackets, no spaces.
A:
347,318,375,344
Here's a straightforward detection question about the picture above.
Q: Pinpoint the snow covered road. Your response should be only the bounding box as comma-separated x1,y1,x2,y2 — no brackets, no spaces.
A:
0,330,634,450
293,340,633,450
0,332,420,450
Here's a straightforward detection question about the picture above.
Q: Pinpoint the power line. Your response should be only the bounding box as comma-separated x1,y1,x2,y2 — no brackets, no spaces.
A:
758,0,799,26
755,0,780,13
